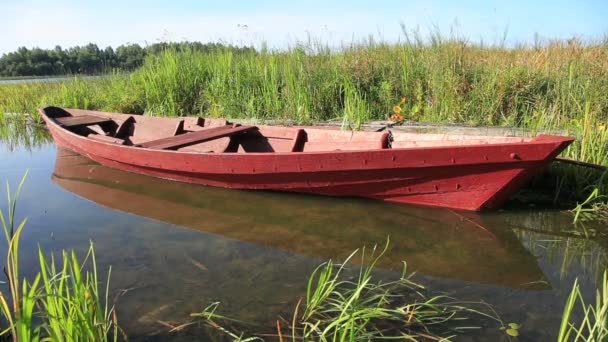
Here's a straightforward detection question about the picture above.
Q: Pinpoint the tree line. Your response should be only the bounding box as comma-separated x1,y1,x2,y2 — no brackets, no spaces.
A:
0,42,255,77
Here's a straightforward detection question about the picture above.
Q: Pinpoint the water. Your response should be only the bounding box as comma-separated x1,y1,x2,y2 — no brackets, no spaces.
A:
0,75,104,84
1,137,607,341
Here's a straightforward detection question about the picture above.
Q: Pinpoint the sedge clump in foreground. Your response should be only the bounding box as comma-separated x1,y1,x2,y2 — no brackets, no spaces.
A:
184,239,502,341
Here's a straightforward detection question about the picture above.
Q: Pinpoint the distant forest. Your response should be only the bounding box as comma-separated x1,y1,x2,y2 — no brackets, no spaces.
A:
0,42,255,77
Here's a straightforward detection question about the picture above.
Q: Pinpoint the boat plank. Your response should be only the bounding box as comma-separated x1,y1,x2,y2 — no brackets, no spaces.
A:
88,134,126,145
138,125,258,150
55,115,112,128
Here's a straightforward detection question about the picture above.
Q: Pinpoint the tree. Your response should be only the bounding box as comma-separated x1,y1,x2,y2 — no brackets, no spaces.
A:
0,41,256,77
116,44,145,70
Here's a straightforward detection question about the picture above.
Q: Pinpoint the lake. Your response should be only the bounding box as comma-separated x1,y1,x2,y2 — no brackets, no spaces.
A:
0,75,104,84
0,131,606,341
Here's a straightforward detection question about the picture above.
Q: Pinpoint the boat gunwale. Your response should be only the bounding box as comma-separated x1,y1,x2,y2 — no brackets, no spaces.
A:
39,107,575,158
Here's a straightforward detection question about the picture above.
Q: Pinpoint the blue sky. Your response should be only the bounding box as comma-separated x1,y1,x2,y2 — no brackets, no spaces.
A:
1,0,606,54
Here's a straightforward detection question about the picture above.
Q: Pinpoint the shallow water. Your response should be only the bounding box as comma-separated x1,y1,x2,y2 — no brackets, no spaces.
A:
1,138,606,341
0,75,104,84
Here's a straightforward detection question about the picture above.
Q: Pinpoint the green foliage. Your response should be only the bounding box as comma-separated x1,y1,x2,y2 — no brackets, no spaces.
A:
292,240,496,341
572,187,608,223
0,171,39,341
0,173,119,341
188,240,499,341
558,271,608,342
3,36,608,126
37,245,118,341
500,322,521,337
0,42,255,77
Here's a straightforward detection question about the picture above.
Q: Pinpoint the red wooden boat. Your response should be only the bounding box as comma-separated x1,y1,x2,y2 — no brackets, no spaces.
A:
39,106,574,211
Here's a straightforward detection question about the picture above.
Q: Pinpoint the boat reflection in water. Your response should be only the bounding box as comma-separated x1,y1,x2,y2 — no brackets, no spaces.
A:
52,148,547,290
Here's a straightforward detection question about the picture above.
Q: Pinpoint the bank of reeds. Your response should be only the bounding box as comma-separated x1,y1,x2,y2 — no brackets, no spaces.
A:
183,240,502,341
558,270,608,341
2,37,607,125
0,115,50,151
1,33,607,207
0,174,119,341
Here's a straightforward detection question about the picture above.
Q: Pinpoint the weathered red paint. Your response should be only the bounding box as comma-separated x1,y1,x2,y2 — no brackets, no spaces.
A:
39,107,574,211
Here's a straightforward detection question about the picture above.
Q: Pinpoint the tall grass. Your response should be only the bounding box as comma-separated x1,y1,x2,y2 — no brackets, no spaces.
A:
187,240,500,341
291,240,497,341
0,174,119,341
0,172,38,341
2,34,606,125
0,115,50,151
558,271,608,342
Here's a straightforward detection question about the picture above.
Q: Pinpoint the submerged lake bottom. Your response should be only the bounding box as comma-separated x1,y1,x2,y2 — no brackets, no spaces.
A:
1,141,606,341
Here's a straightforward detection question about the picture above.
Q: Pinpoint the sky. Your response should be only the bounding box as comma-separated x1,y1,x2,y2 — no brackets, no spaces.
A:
0,0,606,54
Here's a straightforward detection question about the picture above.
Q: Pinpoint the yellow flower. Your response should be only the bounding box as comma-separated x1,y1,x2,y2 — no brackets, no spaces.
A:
393,105,402,114
390,113,404,122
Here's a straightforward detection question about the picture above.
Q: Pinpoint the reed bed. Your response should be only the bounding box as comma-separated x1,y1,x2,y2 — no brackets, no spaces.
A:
558,270,608,342
184,240,502,341
0,174,120,341
515,224,608,282
2,36,607,125
0,116,50,151
0,34,607,210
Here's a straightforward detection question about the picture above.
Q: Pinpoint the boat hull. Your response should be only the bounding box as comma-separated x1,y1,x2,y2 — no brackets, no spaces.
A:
41,110,573,211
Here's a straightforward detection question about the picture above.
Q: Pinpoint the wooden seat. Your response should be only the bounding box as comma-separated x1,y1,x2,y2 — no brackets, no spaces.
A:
234,127,306,153
137,125,258,150
88,134,126,145
55,115,112,128
302,129,390,152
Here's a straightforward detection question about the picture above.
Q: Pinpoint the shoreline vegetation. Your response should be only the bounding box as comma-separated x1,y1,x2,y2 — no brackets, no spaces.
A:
0,75,84,81
0,33,607,215
0,42,254,77
0,174,119,341
174,240,506,341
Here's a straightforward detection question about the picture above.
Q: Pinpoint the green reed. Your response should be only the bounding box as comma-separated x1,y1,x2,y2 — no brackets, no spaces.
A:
2,35,606,126
0,115,51,152
515,224,608,282
0,173,119,341
558,271,608,342
292,240,498,341
188,239,500,341
36,244,118,341
0,171,36,340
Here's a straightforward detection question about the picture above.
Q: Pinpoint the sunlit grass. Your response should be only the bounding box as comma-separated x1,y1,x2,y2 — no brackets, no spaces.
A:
0,174,120,341
291,240,498,341
185,240,501,341
0,115,50,152
558,271,608,342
